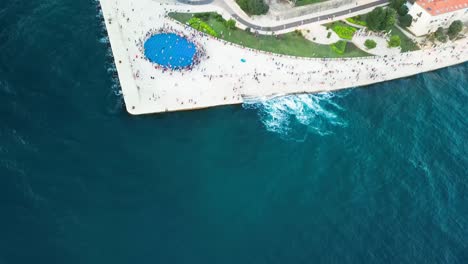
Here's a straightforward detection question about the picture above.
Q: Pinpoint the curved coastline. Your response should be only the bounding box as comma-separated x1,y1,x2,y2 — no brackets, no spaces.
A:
99,0,468,115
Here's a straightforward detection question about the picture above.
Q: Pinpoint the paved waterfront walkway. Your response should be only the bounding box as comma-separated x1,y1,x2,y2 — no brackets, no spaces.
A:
100,0,468,115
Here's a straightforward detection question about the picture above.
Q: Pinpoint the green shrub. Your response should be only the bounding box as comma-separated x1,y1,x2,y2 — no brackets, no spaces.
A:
364,39,377,49
188,17,218,37
331,24,357,40
294,29,303,37
388,35,401,47
331,40,347,54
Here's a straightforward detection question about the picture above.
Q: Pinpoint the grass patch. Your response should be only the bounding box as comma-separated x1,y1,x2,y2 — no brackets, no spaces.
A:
389,26,419,52
330,21,358,40
346,15,367,27
169,12,370,58
295,0,327,7
331,40,347,54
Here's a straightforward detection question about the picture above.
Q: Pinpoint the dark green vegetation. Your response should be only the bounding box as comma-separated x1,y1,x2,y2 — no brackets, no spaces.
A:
435,27,448,43
169,12,370,58
364,39,377,49
329,21,358,40
295,0,327,7
397,4,409,16
431,21,463,43
448,20,463,40
366,7,397,31
388,35,401,47
331,40,347,54
389,0,413,28
389,0,406,15
399,14,412,27
236,0,269,15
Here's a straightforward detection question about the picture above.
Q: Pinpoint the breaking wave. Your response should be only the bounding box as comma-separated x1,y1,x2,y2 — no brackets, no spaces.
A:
243,91,350,141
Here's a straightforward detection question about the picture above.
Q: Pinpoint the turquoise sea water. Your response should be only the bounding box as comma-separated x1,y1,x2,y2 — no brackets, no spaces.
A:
1,0,468,263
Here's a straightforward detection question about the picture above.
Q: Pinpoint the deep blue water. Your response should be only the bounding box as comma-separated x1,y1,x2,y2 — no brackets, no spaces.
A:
1,1,468,263
144,33,196,68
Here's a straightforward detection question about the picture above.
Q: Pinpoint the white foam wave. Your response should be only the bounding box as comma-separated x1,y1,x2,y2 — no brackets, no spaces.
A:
99,36,109,44
243,91,349,140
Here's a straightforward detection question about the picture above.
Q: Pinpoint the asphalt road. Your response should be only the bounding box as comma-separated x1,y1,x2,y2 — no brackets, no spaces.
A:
226,0,388,31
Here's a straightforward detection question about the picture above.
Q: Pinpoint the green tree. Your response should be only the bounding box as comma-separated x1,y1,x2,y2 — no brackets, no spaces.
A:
224,19,237,30
236,0,269,15
388,0,409,16
388,35,401,47
389,0,405,10
448,20,463,39
366,7,385,31
399,14,413,27
390,0,408,16
435,27,447,42
397,5,409,16
383,8,398,31
364,39,377,49
366,7,397,31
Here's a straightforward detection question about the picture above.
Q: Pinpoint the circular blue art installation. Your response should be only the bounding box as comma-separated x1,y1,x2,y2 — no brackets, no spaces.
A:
144,33,197,69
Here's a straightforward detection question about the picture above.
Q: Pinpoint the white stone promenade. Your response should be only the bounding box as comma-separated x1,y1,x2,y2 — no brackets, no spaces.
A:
100,0,468,115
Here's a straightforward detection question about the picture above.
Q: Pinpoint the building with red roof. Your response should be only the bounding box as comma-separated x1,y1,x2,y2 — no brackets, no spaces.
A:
407,0,468,36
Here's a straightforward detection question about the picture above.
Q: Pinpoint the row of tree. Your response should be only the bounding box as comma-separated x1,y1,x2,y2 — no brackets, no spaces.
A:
366,0,413,31
434,21,464,42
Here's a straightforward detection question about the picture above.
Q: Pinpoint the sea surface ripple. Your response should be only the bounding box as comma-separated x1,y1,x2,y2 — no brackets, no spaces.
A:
0,0,467,263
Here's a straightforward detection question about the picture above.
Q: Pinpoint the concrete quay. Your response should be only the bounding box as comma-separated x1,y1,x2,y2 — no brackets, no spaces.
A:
99,0,468,115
